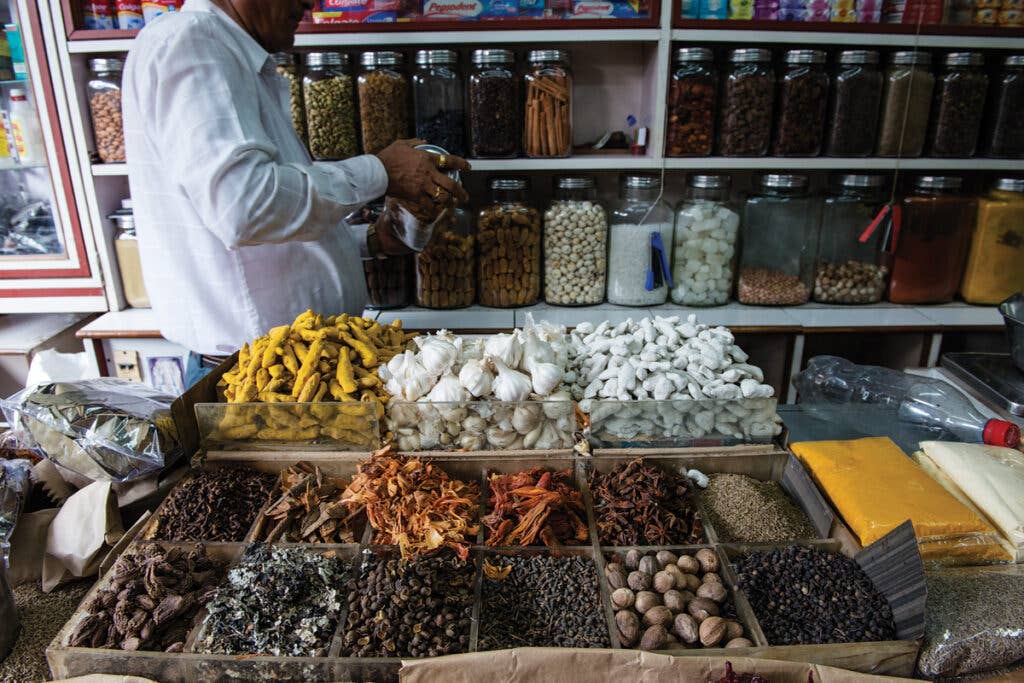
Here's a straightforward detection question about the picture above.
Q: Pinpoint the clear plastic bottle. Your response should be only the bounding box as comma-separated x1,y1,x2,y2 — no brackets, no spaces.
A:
544,175,606,306
8,89,44,165
795,355,1021,448
412,49,464,157
671,174,739,307
606,173,674,306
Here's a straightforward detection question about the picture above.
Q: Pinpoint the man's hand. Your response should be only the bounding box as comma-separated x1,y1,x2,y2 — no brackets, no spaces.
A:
376,139,470,208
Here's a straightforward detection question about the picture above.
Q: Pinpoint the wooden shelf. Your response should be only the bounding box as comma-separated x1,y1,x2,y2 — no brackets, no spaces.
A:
671,22,1024,49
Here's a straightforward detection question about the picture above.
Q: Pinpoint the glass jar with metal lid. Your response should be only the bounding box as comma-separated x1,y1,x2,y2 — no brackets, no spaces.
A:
412,49,464,157
544,175,607,306
477,177,541,308
666,48,717,157
671,174,739,307
607,173,674,306
303,52,358,161
416,206,474,310
524,50,572,158
960,178,1024,305
469,49,519,159
814,174,890,305
825,50,883,157
738,174,821,306
110,199,149,308
274,53,307,148
889,175,976,304
358,51,409,155
985,55,1024,158
87,57,126,163
347,202,414,310
718,48,774,157
928,52,988,158
877,51,934,158
773,49,829,157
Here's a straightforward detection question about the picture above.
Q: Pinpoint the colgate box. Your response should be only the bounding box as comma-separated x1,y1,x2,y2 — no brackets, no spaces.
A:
572,0,646,18
311,9,399,20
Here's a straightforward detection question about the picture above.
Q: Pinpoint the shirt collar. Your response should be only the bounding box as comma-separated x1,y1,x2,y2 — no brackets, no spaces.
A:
182,0,273,75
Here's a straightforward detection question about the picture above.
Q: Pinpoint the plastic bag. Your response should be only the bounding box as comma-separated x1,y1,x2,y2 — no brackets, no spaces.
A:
0,379,182,483
918,566,1024,679
0,459,31,565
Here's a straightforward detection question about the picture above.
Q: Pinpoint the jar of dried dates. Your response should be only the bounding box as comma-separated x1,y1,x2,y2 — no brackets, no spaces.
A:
477,177,541,308
415,207,474,309
928,52,988,158
666,48,716,157
717,48,774,157
773,49,829,157
825,50,882,157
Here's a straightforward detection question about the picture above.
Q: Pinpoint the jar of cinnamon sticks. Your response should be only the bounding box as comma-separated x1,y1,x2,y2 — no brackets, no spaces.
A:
524,50,572,158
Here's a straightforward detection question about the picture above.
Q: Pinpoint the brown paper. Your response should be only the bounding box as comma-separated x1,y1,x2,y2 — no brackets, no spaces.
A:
51,677,159,683
7,507,58,585
47,460,160,509
399,650,921,683
42,481,124,592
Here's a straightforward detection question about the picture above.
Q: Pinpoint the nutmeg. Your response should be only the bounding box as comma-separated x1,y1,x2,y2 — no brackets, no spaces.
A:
702,572,723,585
638,556,659,576
639,624,668,651
634,591,662,614
611,587,635,610
699,616,727,647
663,564,685,588
683,574,702,592
628,570,652,592
655,550,678,568
725,620,745,641
688,597,719,622
673,612,699,644
696,549,719,574
653,570,676,594
696,581,728,603
664,633,680,648
605,564,627,590
643,605,674,627
677,555,700,574
625,549,642,571
726,637,753,649
663,589,688,613
616,609,640,646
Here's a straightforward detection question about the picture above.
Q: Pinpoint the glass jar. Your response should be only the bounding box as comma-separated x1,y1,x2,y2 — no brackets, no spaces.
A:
87,58,125,163
358,51,409,155
814,175,890,305
960,178,1024,305
274,52,307,148
825,50,883,157
303,52,358,161
544,176,607,306
412,49,465,157
347,203,413,310
523,50,572,158
477,178,541,308
718,48,774,157
415,207,474,310
607,174,674,306
738,174,821,306
773,49,829,157
469,49,519,159
110,200,149,308
666,48,717,157
889,175,977,304
985,55,1024,158
928,52,988,158
877,51,935,158
671,175,739,307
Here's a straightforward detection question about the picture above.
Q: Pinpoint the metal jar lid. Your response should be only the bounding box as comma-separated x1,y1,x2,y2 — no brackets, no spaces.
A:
839,174,886,188
623,173,662,189
675,47,713,63
915,175,962,190
491,177,528,191
361,51,403,67
557,175,595,190
995,178,1024,193
90,57,125,72
306,52,347,67
416,144,461,184
528,49,569,64
416,49,458,66
272,53,295,67
838,50,879,65
944,52,984,66
1004,55,1024,67
891,51,931,66
729,48,772,63
761,174,809,189
473,49,514,65
690,174,730,189
785,49,826,64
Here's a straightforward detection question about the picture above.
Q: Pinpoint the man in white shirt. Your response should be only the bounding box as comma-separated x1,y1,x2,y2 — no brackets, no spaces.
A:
121,0,468,375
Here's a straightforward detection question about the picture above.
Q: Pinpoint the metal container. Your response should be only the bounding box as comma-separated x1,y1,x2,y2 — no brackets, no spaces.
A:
999,292,1024,372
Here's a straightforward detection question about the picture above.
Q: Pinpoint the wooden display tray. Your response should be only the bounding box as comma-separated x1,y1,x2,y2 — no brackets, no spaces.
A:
47,450,922,681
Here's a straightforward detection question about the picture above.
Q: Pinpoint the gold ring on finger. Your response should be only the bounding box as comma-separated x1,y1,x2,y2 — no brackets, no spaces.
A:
438,154,447,169
433,186,444,200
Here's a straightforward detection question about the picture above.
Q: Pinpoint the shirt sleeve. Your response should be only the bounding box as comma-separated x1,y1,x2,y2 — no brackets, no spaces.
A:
130,23,388,249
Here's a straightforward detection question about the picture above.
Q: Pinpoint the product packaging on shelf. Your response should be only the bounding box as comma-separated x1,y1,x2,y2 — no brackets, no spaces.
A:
83,1,116,29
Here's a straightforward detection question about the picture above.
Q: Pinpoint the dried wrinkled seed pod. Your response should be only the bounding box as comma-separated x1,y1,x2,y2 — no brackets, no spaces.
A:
653,570,676,594
634,591,662,614
673,613,699,644
616,610,640,646
656,550,678,568
643,606,674,627
625,549,642,571
606,564,627,590
696,549,719,574
702,572,723,584
663,589,688,613
611,587,636,610
697,581,728,603
628,570,652,592
726,637,754,649
638,556,659,576
688,597,719,622
640,624,668,651
725,620,745,641
699,616,727,647
677,555,701,574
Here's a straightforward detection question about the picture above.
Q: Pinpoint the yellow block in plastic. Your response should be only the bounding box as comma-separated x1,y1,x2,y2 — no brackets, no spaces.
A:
792,437,1010,565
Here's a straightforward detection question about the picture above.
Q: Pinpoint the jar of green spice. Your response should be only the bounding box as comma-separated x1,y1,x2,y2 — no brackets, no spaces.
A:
303,51,358,161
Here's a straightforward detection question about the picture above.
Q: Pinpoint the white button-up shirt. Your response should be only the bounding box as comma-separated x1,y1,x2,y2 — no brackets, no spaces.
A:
122,0,387,354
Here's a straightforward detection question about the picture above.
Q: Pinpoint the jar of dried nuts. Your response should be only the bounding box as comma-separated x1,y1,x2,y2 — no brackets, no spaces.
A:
825,50,883,157
477,177,541,308
717,48,774,157
416,207,474,309
928,52,988,158
524,49,572,158
358,51,409,155
304,52,358,161
469,49,519,159
666,48,716,157
348,203,414,309
87,57,126,163
773,49,829,157
274,52,308,149
544,175,607,306
985,55,1024,159
738,174,821,306
877,51,934,158
815,175,890,304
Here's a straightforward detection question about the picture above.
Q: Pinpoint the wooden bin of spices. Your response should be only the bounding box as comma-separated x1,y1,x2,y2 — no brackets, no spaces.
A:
524,49,572,159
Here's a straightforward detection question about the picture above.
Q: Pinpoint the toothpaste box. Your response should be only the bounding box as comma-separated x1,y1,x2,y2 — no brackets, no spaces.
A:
420,0,517,18
571,0,645,17
681,0,700,17
311,9,398,20
701,0,729,18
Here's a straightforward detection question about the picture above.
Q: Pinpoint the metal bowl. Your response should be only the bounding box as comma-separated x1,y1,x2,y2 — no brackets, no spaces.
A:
999,292,1024,372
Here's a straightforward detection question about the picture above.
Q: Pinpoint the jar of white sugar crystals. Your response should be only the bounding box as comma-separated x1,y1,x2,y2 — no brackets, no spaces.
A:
671,174,739,306
544,175,608,306
607,173,674,306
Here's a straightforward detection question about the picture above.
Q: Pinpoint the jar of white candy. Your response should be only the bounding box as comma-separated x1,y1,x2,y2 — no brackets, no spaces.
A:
671,175,739,306
544,175,608,305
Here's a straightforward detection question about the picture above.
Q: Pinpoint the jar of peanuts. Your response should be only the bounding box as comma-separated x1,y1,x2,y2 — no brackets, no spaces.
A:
87,58,126,163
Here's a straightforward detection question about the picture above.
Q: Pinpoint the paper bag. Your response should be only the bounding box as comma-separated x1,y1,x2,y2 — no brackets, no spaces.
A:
42,481,123,592
7,507,57,585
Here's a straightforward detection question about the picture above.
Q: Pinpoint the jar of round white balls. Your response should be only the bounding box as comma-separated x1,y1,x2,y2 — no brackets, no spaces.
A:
544,176,608,306
671,175,740,307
